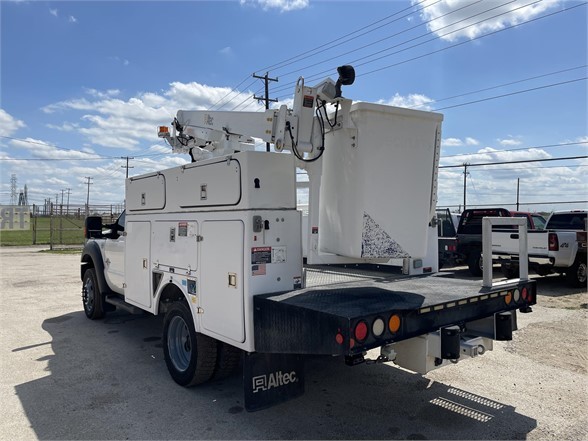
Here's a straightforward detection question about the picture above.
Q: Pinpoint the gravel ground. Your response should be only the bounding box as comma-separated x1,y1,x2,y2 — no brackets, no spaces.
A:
0,246,586,440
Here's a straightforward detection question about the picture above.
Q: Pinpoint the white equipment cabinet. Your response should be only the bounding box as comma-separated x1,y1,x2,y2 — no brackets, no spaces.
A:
124,151,303,352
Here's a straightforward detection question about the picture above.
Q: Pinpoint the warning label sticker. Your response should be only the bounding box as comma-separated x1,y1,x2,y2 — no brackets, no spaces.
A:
252,246,272,264
252,264,266,276
178,222,188,237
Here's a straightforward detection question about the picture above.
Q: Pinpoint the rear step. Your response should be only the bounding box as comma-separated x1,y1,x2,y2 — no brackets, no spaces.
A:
105,295,144,314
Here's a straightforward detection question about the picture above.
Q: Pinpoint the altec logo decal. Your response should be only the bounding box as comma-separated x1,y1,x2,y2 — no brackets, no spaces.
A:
252,371,298,393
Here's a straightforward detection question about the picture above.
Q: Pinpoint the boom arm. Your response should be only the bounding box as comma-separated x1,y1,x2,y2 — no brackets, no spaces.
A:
159,66,356,163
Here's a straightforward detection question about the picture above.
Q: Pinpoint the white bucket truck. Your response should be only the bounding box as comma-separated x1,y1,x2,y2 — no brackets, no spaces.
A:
81,66,535,410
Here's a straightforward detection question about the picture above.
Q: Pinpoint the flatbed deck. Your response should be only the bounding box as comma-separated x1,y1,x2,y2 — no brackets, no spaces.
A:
253,265,536,355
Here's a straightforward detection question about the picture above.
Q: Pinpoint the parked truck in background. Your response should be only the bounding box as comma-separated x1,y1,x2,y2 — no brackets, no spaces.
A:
436,208,459,268
493,210,587,287
80,66,536,411
456,208,546,276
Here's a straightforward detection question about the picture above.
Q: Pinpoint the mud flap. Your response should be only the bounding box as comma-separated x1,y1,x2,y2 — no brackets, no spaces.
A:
243,352,305,412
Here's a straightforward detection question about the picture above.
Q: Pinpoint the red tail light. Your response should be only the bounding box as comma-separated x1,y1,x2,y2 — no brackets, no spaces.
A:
521,287,528,301
354,321,368,342
548,233,559,251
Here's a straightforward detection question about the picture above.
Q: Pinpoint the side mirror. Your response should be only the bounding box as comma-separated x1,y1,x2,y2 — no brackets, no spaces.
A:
84,216,103,239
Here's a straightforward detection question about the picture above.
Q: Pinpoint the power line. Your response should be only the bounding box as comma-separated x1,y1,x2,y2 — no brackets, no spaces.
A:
412,65,588,110
270,0,535,96
438,200,588,208
440,155,588,168
271,1,586,100
431,77,587,112
442,141,588,159
357,1,586,79
254,0,437,74
277,0,491,78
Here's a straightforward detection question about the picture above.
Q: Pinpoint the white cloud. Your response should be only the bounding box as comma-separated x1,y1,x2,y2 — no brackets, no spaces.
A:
85,88,121,99
378,93,434,110
498,136,523,146
442,137,464,147
41,82,264,150
49,9,58,17
0,109,26,137
9,137,99,160
414,0,561,42
69,15,77,23
240,0,309,12
46,122,79,132
441,137,479,147
109,56,129,66
219,46,233,56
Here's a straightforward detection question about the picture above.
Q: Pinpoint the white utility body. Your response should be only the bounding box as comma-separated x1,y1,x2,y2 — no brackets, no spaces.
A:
81,66,536,411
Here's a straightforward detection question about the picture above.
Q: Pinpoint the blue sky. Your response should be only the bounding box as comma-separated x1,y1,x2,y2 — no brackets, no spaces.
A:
0,0,586,212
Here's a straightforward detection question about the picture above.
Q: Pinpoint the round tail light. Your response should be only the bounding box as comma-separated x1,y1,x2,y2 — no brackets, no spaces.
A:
354,321,368,342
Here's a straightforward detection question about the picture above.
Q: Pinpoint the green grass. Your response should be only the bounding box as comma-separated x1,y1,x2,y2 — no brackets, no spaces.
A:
0,216,85,246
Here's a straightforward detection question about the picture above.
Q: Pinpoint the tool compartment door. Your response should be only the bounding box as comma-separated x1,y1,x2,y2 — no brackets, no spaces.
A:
201,220,245,343
124,221,152,309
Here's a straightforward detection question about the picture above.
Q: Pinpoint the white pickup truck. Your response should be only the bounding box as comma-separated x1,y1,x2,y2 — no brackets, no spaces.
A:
492,210,587,287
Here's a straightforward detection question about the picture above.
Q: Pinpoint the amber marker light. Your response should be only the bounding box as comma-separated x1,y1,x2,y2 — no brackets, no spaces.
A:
389,314,401,333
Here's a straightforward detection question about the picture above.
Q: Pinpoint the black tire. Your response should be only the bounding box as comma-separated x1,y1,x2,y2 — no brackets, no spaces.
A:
468,251,483,277
163,302,217,387
82,268,105,319
501,263,519,279
212,342,242,381
565,255,587,288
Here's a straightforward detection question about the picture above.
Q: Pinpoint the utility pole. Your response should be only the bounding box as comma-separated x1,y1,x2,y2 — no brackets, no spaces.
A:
121,156,134,178
66,188,71,214
516,178,520,211
60,189,66,215
253,72,278,152
462,163,470,211
85,177,93,216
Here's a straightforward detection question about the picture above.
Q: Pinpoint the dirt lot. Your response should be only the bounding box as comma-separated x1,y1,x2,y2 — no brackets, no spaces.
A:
0,246,586,440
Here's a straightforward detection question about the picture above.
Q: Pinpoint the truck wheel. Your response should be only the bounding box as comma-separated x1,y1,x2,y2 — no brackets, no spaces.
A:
501,263,519,279
163,302,217,387
82,268,105,319
565,256,587,288
212,342,242,380
468,251,483,277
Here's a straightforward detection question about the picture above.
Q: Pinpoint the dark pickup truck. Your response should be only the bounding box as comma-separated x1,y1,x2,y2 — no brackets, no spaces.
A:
456,208,546,276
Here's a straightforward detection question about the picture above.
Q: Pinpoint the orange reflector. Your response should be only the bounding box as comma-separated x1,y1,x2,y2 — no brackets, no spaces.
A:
389,314,401,333
335,333,344,345
354,321,368,342
504,291,512,305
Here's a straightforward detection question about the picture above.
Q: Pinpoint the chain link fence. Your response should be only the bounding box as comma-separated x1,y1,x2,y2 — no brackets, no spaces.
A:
0,203,123,249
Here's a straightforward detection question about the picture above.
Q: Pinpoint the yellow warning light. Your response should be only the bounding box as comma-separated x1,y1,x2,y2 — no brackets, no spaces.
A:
159,126,169,133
